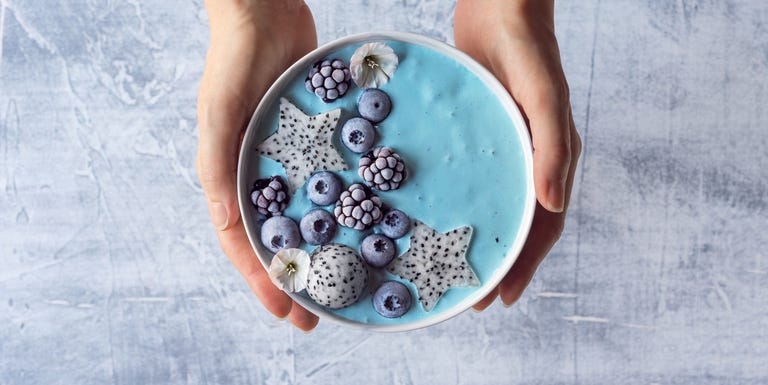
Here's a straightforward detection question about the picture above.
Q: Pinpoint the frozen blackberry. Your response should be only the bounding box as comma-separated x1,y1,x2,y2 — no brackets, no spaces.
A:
305,59,352,103
250,176,289,217
333,183,383,231
358,146,407,191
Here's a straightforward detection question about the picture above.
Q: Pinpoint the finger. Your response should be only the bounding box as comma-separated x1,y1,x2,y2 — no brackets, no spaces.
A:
215,220,293,318
499,204,562,306
288,302,320,332
491,36,571,214
472,286,498,312
196,88,247,231
500,117,580,306
528,81,571,214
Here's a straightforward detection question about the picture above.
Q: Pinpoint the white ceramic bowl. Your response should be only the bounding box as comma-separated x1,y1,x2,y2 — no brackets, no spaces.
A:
237,31,535,332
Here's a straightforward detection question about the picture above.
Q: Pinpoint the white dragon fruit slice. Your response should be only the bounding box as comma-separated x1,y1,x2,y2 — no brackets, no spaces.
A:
255,98,348,193
386,221,479,312
306,243,369,309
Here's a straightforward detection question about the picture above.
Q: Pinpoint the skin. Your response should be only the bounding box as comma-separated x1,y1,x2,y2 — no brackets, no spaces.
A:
197,0,319,331
454,0,581,311
197,0,580,330
455,0,582,310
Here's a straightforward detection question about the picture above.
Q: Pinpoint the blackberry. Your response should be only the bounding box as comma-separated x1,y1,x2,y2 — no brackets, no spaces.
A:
333,183,383,231
358,146,407,191
250,176,289,217
305,59,351,103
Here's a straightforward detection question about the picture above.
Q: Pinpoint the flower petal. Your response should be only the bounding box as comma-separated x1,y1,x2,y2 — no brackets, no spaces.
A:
372,68,390,88
350,42,399,88
268,248,310,292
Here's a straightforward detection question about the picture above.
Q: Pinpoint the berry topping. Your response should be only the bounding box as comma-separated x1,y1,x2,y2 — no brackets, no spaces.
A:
358,88,392,123
300,209,337,245
333,183,383,231
358,146,407,191
372,281,412,318
305,59,352,103
306,171,343,206
360,234,396,268
379,209,411,239
341,117,376,153
250,176,290,217
260,216,301,253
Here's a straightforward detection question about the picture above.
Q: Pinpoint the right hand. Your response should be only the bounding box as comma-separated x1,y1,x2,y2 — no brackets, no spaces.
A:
454,0,581,310
196,0,319,331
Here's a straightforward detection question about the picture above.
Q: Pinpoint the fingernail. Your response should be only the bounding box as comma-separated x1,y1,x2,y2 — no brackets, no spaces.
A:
209,201,229,230
502,299,513,308
548,182,564,213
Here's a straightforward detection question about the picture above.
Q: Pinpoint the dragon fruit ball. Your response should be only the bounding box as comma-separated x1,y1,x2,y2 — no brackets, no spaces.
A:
306,244,369,309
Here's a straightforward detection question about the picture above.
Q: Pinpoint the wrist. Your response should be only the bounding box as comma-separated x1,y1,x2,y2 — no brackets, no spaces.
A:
205,0,313,59
456,0,553,14
205,0,307,14
205,0,309,35
456,0,554,26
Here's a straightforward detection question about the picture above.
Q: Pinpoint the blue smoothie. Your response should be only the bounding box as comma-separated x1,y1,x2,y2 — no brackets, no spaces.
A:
252,41,528,325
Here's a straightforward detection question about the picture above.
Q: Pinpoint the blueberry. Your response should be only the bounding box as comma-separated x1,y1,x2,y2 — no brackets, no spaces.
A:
260,216,300,253
306,171,343,206
341,117,375,153
373,281,412,318
360,234,396,268
358,89,391,123
300,209,337,245
379,209,411,239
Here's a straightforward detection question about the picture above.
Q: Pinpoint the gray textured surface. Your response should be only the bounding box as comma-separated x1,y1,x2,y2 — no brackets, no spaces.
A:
1,0,767,384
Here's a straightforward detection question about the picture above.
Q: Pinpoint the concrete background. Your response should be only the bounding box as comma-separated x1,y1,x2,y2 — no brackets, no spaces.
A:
1,1,766,384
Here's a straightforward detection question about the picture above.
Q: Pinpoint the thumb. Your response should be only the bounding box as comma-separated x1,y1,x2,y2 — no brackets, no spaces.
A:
196,92,247,231
526,85,571,213
496,46,572,213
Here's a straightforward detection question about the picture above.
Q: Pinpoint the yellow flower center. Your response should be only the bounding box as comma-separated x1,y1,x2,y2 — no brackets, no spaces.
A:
365,56,379,69
285,262,297,275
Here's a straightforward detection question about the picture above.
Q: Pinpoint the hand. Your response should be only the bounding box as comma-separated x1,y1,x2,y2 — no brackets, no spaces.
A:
454,0,582,309
196,0,319,331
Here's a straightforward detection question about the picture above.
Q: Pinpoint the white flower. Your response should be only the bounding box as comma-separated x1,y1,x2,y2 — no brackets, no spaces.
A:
350,42,399,88
268,248,310,293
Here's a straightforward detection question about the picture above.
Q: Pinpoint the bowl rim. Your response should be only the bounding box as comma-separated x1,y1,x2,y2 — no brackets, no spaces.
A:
237,31,536,332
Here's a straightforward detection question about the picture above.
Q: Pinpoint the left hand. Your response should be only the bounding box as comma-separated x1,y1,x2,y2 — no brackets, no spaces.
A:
196,0,320,331
454,0,582,309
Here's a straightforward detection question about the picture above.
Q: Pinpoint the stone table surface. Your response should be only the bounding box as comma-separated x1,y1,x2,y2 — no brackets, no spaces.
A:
1,1,767,384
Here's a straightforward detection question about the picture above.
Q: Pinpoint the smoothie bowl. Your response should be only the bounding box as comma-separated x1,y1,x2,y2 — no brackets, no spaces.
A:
237,32,535,332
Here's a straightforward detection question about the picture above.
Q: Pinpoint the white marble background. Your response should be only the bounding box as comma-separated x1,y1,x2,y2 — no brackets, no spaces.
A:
1,1,767,384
